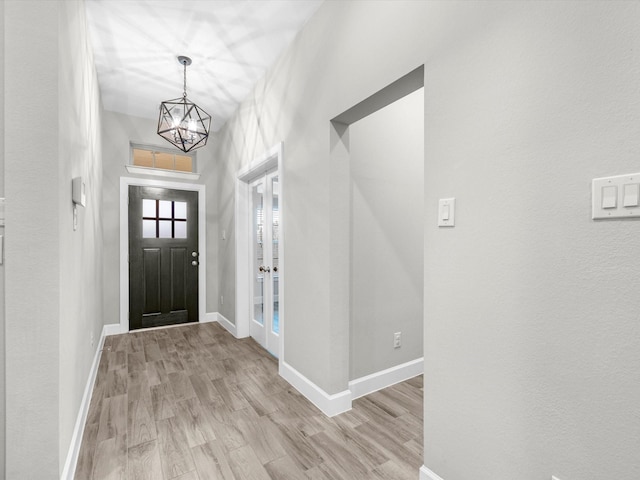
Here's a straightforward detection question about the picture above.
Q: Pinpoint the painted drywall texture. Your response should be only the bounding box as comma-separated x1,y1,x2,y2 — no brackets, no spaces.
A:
57,0,105,471
423,3,640,479
0,0,5,474
350,88,424,380
101,111,219,324
4,1,106,476
4,1,61,477
215,1,640,479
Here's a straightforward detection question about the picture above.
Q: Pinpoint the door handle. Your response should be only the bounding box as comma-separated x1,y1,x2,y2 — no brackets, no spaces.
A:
192,260,198,266
259,265,271,273
192,251,199,257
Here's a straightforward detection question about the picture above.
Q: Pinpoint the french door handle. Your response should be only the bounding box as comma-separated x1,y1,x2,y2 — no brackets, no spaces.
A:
259,265,271,273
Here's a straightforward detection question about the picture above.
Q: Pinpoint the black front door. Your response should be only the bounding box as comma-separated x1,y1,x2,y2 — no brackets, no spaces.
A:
128,186,199,330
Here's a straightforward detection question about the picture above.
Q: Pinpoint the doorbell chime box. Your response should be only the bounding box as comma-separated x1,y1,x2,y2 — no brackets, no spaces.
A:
72,177,86,207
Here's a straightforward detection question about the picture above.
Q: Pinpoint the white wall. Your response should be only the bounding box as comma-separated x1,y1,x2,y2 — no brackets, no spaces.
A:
58,0,105,469
350,88,424,380
214,1,640,479
0,0,5,474
5,1,60,476
4,0,104,476
101,110,219,325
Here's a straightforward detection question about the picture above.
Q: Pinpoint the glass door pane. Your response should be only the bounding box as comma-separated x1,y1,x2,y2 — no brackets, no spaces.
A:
252,182,265,326
271,176,280,335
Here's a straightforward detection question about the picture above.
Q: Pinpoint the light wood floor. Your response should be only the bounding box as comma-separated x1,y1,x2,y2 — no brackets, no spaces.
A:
74,322,424,480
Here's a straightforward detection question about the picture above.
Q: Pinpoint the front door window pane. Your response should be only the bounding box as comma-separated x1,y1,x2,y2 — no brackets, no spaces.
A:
174,221,187,239
174,201,187,219
143,219,156,238
142,199,156,217
158,220,172,238
159,200,172,218
142,198,188,239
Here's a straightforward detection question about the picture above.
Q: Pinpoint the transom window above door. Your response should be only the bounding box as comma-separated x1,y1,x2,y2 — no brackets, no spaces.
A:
142,199,187,238
127,143,200,180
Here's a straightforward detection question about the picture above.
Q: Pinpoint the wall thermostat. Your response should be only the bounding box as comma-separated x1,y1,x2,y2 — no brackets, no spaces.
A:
72,177,86,207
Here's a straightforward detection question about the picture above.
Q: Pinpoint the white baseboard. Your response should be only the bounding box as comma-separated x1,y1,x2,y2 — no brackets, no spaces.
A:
202,312,218,324
60,325,108,480
420,465,445,480
349,357,423,400
279,361,352,417
209,311,239,338
103,323,125,336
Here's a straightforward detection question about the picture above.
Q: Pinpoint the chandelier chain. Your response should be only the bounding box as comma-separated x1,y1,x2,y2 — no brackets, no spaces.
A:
183,60,187,98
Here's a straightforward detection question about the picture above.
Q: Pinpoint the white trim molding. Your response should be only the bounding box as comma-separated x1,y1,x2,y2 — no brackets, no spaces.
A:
235,141,284,344
215,312,238,337
103,323,125,336
202,312,218,324
279,361,352,417
202,312,239,338
60,325,109,480
420,465,445,480
119,177,206,333
349,357,424,400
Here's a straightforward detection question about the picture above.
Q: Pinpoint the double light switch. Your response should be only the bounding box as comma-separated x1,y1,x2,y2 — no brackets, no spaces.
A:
593,173,640,219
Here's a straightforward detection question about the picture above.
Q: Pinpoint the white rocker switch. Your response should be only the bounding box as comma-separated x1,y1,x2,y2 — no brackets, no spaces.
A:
601,185,617,209
623,183,639,207
438,198,455,227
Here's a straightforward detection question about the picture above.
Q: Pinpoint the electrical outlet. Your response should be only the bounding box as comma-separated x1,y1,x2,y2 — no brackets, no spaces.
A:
393,332,402,349
220,295,224,305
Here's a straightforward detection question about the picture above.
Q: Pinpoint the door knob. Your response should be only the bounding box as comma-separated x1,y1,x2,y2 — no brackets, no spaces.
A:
192,251,199,257
192,260,198,266
273,266,278,272
259,265,271,273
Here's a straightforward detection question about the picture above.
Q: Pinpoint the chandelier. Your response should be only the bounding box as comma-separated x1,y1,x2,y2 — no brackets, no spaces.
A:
157,56,211,153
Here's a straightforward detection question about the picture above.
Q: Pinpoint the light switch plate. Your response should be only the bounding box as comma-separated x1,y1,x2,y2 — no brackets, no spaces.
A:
592,173,640,219
438,198,456,227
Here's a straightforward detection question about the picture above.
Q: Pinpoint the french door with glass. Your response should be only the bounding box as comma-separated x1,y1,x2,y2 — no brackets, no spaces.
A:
250,171,280,357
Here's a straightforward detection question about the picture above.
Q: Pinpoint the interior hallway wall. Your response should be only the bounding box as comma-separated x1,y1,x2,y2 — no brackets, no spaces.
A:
101,110,219,326
5,0,104,476
350,88,424,380
0,0,5,474
214,1,640,479
58,0,105,469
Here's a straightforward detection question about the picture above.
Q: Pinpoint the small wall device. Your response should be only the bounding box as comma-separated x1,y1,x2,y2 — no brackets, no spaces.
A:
72,177,86,207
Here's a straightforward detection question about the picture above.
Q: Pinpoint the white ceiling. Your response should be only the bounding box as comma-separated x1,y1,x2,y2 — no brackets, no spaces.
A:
85,0,323,131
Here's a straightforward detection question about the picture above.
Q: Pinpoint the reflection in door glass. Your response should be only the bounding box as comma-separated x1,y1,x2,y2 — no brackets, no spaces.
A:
272,177,279,335
253,184,264,325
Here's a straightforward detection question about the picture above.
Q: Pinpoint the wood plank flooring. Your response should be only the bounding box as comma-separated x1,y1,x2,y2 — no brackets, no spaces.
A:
74,322,423,480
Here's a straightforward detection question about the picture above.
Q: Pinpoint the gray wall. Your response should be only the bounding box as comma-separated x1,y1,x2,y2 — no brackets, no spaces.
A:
101,110,220,324
58,0,105,468
350,88,424,380
214,1,640,479
4,0,104,476
0,0,5,474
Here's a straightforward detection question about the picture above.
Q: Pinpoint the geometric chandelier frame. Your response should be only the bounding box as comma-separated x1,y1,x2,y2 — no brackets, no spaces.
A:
157,56,211,153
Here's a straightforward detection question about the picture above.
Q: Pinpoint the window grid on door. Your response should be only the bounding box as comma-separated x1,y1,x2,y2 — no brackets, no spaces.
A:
142,199,187,238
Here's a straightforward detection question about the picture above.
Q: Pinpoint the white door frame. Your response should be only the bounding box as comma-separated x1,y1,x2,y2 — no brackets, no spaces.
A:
119,176,206,333
236,142,284,356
